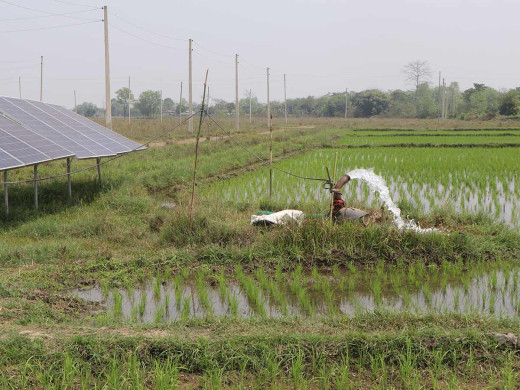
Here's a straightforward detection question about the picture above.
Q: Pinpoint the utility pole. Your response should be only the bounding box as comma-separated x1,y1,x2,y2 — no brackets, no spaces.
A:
160,90,163,123
267,67,271,130
441,78,446,121
235,54,239,130
40,56,43,102
188,38,193,133
284,74,288,125
249,88,252,124
128,76,131,125
18,77,22,99
345,88,348,119
178,81,183,124
103,6,112,129
74,90,77,112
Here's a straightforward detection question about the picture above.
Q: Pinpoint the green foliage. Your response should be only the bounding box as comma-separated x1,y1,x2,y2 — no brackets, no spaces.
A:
499,90,520,116
352,89,390,117
135,90,162,118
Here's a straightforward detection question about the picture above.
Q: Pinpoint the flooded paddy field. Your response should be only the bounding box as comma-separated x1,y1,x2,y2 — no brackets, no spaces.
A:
205,147,520,228
73,260,520,323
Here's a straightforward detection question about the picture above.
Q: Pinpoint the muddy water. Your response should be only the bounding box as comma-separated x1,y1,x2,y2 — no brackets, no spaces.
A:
72,268,520,323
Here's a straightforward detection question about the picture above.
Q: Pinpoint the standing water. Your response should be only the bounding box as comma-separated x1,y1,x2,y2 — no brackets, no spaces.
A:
347,168,437,233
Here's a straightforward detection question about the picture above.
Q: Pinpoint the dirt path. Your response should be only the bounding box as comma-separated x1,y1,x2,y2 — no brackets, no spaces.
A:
148,125,316,148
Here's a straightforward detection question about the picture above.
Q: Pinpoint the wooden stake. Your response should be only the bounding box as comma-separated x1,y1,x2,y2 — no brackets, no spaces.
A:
235,54,239,130
40,56,43,102
103,6,111,129
189,70,209,228
188,39,193,133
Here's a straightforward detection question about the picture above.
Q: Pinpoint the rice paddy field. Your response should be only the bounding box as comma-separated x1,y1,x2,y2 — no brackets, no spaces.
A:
1,117,520,389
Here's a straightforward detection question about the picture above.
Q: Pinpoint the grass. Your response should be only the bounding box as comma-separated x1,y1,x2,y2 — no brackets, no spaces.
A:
1,116,520,386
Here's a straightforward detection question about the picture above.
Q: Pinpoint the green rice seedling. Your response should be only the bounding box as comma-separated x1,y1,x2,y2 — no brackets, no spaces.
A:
112,290,123,319
153,277,162,300
163,267,172,283
174,274,183,309
370,278,382,306
297,288,315,315
181,296,191,320
228,291,239,316
291,350,304,390
501,353,517,390
217,270,227,300
489,270,498,291
203,368,223,390
105,357,122,389
154,305,165,323
100,280,109,297
369,353,387,389
398,337,416,389
124,279,134,302
320,278,337,315
152,358,179,390
332,264,341,280
181,267,190,280
197,271,214,317
275,263,284,284
138,292,146,317
334,354,351,390
60,353,76,389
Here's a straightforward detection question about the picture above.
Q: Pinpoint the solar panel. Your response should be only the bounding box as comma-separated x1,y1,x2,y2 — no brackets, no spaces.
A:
28,100,131,155
48,103,145,152
0,96,144,174
0,115,73,161
0,148,24,171
5,98,116,159
0,97,94,159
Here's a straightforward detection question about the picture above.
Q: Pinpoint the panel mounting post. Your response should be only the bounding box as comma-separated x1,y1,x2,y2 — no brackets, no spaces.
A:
96,158,102,186
3,171,8,218
67,158,72,201
34,165,38,211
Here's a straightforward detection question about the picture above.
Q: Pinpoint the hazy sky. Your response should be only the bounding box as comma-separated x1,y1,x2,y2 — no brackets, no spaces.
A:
1,0,519,108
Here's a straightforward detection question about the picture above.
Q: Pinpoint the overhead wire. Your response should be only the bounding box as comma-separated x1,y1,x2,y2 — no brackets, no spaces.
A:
0,19,101,34
51,0,99,8
109,23,185,51
0,0,100,21
206,112,330,184
109,10,186,42
0,8,99,22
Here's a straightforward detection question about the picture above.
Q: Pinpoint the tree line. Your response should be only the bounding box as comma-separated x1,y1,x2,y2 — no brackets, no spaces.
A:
75,61,520,120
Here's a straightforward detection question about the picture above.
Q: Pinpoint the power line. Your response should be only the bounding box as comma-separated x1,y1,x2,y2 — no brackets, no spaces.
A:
0,8,99,22
109,23,185,51
0,19,101,34
51,0,99,8
0,0,100,21
110,10,186,42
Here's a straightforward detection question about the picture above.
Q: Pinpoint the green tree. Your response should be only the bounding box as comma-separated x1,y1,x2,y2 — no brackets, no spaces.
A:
499,90,520,116
352,90,389,117
115,87,134,118
135,90,161,118
75,102,98,117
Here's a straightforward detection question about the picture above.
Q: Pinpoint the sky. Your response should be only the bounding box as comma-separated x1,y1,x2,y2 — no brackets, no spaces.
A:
1,0,519,109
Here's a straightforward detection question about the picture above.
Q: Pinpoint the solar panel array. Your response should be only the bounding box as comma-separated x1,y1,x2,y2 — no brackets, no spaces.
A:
0,97,144,171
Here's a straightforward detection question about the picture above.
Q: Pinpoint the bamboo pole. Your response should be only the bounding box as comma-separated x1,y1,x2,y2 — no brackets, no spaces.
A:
189,70,209,228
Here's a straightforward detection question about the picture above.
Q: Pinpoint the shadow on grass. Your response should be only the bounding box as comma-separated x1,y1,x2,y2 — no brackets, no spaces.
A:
0,178,106,228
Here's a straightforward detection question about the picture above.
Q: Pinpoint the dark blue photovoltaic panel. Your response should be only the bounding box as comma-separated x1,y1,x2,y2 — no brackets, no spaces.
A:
49,103,145,152
28,100,129,155
9,99,115,158
0,97,93,159
0,148,23,171
0,115,72,161
0,127,50,166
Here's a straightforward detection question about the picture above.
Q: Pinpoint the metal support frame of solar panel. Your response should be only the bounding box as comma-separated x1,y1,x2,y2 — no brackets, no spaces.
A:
0,114,74,171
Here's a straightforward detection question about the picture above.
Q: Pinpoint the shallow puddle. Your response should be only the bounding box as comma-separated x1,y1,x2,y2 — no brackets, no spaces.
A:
72,267,520,323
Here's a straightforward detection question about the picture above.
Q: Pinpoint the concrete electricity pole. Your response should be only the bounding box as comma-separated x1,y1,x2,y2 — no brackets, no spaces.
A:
345,88,348,119
40,56,43,102
284,74,288,125
188,38,193,133
128,76,131,125
103,6,112,129
235,54,239,130
267,67,271,130
160,90,163,123
179,81,183,124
